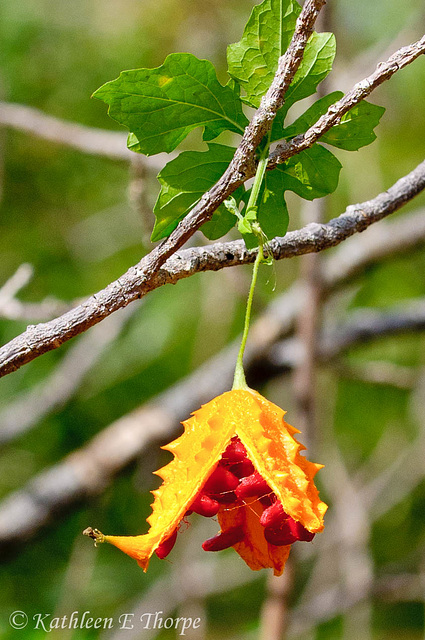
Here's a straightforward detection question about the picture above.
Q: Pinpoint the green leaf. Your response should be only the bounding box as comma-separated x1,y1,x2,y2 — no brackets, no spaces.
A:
257,171,289,239
202,206,238,241
279,143,342,199
320,100,386,151
233,192,256,248
227,0,301,107
283,32,336,113
93,53,248,156
151,143,242,241
241,172,289,247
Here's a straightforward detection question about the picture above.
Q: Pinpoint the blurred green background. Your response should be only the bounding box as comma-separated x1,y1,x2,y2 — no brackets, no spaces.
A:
0,0,425,638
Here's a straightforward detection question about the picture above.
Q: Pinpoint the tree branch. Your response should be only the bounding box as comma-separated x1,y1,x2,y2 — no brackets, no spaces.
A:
2,206,422,446
288,572,425,637
0,101,134,162
1,158,424,378
269,35,425,167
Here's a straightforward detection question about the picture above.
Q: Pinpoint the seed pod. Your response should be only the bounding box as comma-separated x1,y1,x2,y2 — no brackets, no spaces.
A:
190,493,220,517
203,465,239,495
229,459,255,479
259,500,289,529
264,523,297,546
155,528,178,559
288,518,315,542
221,437,247,464
235,472,272,500
202,526,245,552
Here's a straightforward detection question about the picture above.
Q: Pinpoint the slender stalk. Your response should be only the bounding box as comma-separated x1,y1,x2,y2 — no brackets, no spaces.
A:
232,243,264,390
246,152,269,213
232,135,271,390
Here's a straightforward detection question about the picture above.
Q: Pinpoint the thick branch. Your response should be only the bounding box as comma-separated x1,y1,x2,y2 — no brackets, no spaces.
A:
1,158,424,378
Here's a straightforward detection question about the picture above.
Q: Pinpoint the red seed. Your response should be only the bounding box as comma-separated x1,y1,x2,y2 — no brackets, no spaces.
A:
202,526,245,552
230,459,255,479
221,437,247,464
235,472,271,500
203,466,239,495
264,523,297,546
259,500,289,529
288,518,315,542
155,528,178,559
190,493,220,517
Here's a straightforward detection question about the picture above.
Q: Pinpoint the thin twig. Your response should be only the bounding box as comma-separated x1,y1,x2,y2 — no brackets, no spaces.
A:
269,298,425,371
0,101,132,162
1,158,424,379
269,35,425,167
0,264,75,322
0,263,34,300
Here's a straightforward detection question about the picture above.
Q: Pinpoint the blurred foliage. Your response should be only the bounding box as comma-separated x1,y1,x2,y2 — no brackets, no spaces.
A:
0,0,425,639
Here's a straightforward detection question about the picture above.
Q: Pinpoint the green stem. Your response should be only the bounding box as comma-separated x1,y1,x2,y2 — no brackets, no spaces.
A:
246,142,270,214
232,134,271,391
232,243,264,390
